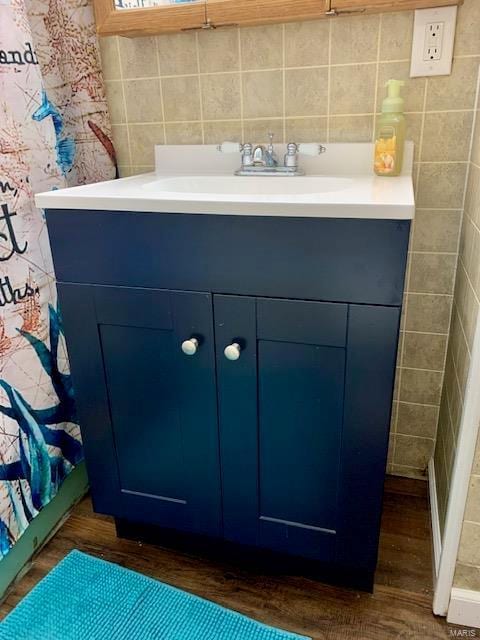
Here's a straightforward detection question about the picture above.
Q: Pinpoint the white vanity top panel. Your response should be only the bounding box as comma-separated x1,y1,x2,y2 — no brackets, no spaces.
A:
35,143,415,220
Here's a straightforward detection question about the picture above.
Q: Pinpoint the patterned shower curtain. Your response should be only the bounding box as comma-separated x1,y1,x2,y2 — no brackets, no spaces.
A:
0,0,116,558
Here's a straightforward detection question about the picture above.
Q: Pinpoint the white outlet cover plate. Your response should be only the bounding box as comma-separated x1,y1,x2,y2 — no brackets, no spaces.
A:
410,6,457,78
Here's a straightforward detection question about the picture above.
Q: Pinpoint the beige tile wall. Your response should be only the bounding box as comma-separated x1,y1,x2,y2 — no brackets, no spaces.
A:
99,0,480,479
434,68,480,587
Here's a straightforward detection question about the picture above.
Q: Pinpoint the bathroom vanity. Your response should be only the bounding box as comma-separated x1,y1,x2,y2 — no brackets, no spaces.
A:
36,143,414,590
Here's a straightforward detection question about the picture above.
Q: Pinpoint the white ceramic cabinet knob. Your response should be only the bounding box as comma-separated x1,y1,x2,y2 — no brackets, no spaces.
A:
224,342,241,361
181,337,199,356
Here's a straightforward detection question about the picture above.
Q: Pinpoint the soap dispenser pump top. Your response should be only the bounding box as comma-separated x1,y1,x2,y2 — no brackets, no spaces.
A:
382,79,405,112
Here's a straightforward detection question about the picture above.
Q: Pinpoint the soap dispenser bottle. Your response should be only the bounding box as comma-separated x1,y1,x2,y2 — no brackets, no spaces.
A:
374,79,406,177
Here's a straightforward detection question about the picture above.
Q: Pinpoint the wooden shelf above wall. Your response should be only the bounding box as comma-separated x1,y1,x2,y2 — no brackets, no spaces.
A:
94,0,463,38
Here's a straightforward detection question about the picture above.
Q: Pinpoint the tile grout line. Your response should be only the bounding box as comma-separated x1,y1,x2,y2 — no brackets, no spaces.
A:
326,19,332,143
372,13,382,144
409,250,459,256
399,399,441,409
414,160,470,165
408,290,455,296
401,74,429,451
155,36,167,148
394,248,411,465
403,329,450,336
108,115,475,125
282,24,286,143
195,32,205,144
416,75,429,177
115,37,133,170
444,388,458,473
396,433,435,442
400,365,445,373
108,51,479,81
238,27,245,142
412,208,462,212
449,332,467,429
442,428,452,497
408,291,454,297
450,305,469,406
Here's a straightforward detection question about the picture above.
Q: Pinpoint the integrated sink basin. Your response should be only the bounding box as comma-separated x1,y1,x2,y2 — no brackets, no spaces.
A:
35,142,415,220
141,175,353,198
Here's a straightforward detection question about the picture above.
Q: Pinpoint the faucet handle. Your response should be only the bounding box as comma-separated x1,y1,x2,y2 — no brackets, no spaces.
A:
284,142,326,170
286,142,297,155
284,142,299,169
297,143,326,156
217,140,254,169
217,141,242,154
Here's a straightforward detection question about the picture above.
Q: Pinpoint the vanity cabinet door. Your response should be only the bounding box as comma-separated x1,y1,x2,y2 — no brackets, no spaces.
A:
57,283,221,538
215,295,399,571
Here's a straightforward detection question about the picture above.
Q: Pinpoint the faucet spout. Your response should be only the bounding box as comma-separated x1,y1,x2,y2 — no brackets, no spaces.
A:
253,132,278,167
253,144,267,165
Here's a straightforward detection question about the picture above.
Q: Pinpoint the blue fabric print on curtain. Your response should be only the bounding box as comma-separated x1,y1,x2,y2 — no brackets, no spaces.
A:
32,92,76,176
0,0,115,561
0,306,82,558
0,519,10,556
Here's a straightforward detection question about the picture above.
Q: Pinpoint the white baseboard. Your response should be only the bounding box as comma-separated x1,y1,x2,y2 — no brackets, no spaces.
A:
448,588,480,628
428,458,442,580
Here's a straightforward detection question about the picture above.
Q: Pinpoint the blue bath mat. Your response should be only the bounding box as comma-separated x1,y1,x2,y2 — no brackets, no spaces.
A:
0,550,309,640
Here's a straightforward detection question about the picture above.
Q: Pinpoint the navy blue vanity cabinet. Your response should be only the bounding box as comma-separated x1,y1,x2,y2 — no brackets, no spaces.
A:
56,283,222,538
46,209,410,590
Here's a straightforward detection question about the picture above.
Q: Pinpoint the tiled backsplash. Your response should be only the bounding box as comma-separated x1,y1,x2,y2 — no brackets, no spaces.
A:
99,0,480,478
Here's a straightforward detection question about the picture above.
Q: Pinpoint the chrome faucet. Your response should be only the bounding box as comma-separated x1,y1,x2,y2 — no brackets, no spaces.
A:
252,132,278,168
217,134,326,176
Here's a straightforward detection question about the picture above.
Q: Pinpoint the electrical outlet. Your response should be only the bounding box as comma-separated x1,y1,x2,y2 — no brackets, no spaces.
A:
410,6,457,77
423,21,444,60
425,46,441,61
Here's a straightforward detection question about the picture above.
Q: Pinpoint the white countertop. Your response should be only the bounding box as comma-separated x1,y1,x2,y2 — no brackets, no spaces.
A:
35,143,415,220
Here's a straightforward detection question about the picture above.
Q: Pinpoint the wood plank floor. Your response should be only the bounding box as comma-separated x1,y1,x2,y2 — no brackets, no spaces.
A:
0,476,467,639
